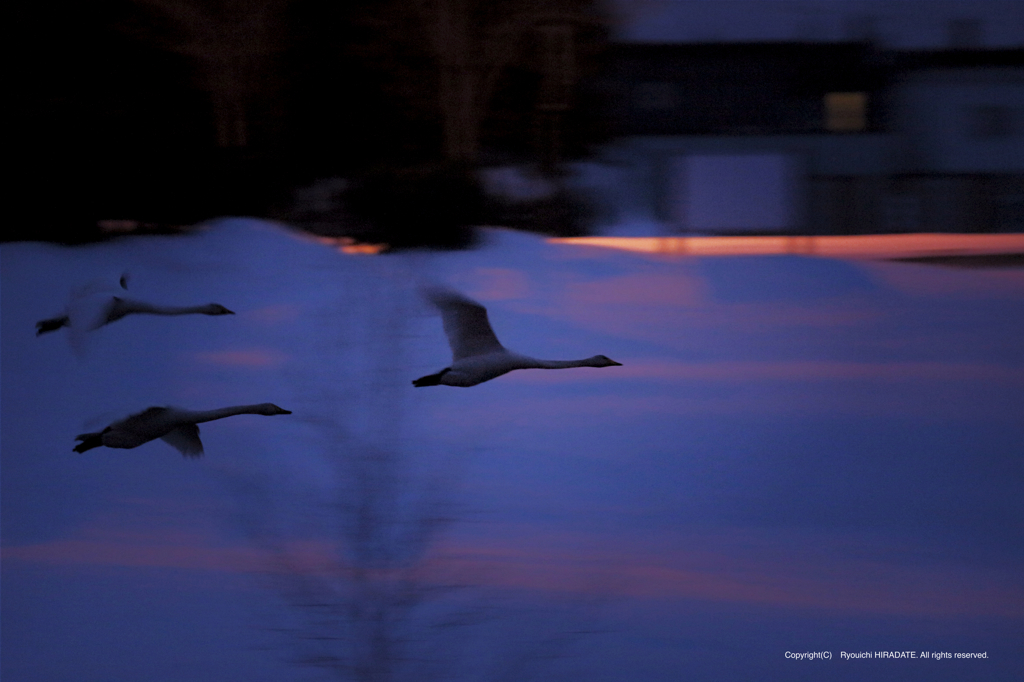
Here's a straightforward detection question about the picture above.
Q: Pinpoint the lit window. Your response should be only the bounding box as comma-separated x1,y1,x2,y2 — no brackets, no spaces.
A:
824,92,867,132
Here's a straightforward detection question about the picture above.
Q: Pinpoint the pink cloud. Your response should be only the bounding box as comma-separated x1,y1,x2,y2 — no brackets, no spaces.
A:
0,528,341,577
562,272,709,308
6,522,1019,618
445,265,889,354
515,252,1023,351
246,304,301,324
511,273,882,347
456,267,532,301
1,533,265,573
433,528,1024,618
860,261,1024,300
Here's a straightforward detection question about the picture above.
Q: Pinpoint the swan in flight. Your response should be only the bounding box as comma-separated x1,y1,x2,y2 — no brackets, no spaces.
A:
36,275,234,336
413,287,621,387
73,403,292,457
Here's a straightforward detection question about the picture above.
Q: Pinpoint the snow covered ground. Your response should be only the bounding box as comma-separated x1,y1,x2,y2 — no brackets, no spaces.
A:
2,219,1022,681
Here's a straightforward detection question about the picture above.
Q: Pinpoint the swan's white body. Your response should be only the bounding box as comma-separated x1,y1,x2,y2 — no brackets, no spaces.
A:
74,403,292,457
37,276,234,337
413,288,621,387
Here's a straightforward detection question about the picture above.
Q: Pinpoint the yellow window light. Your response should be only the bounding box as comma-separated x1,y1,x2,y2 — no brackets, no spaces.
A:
825,92,868,132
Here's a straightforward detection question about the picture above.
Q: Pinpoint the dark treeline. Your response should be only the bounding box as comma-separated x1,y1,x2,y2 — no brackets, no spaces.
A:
13,0,608,246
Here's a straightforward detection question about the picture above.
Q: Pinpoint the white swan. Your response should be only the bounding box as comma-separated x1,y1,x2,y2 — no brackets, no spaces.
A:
73,403,292,457
413,287,621,387
37,296,234,335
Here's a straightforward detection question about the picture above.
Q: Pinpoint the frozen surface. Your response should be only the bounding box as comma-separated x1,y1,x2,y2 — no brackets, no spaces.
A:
3,219,1023,681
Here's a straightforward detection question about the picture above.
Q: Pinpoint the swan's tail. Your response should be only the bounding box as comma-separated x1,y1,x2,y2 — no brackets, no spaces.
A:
412,369,449,387
73,431,104,453
36,316,70,335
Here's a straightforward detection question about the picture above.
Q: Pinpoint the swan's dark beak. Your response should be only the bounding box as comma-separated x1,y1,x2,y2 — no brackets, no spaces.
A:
610,360,623,366
279,409,293,414
223,308,236,315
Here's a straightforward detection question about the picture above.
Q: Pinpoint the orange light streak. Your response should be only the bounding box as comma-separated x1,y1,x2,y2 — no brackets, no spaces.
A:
311,236,388,254
550,233,1024,260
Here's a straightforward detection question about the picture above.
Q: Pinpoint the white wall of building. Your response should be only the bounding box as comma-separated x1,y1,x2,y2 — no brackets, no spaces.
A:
669,154,803,232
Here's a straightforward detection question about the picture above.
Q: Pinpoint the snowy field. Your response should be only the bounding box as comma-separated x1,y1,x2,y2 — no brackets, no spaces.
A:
2,219,1022,681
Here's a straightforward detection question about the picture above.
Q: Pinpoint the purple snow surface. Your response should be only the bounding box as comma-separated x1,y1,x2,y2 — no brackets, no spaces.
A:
2,219,1022,681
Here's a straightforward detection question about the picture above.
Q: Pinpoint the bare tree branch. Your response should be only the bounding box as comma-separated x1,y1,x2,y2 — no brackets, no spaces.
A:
129,0,288,147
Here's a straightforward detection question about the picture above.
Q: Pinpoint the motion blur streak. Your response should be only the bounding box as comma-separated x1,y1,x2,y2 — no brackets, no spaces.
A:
551,234,1024,259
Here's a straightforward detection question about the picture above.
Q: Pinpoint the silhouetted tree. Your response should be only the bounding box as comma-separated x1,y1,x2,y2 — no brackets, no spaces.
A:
347,0,605,165
229,269,602,681
131,0,289,148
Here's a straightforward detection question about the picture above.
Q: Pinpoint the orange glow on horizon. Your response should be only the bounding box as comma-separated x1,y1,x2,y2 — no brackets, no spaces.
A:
550,233,1024,260
311,236,388,254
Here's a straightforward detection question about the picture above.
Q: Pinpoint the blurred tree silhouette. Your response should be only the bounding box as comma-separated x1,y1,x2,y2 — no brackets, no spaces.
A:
226,271,603,680
342,0,606,165
10,0,606,242
129,0,289,149
305,0,608,245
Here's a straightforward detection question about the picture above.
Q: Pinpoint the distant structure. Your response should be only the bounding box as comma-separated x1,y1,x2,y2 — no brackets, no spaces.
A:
574,1,1023,235
612,0,1023,50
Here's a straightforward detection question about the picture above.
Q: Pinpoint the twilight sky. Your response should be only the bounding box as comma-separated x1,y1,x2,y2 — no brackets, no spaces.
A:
2,220,1022,681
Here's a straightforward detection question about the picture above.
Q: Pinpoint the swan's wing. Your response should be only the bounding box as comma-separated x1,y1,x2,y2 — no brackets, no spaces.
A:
426,288,505,361
59,295,113,357
67,294,117,332
104,297,137,323
60,278,126,355
160,424,204,458
115,406,171,431
70,277,117,300
69,274,129,306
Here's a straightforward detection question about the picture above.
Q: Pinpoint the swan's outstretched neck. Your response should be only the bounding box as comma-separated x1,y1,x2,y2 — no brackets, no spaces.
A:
152,305,219,315
530,356,623,370
186,403,292,423
110,299,234,319
531,359,594,369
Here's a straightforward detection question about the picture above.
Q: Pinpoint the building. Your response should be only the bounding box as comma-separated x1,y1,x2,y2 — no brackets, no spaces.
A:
576,42,1022,235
